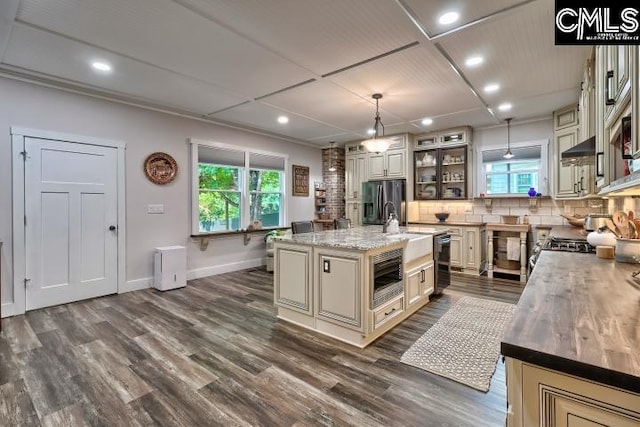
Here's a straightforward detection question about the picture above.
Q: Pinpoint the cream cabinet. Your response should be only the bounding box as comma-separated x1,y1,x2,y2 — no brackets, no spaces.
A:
553,105,594,198
414,126,472,149
345,200,361,227
345,151,366,200
314,249,363,331
405,257,434,310
463,226,485,272
632,46,640,159
603,45,632,126
367,134,408,179
274,243,313,315
506,358,640,427
445,225,485,275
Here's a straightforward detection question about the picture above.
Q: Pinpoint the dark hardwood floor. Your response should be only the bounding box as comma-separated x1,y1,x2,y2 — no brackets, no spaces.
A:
0,269,523,426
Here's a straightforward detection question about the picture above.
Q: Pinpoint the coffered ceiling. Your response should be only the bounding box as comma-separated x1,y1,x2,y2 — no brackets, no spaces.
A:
0,0,591,146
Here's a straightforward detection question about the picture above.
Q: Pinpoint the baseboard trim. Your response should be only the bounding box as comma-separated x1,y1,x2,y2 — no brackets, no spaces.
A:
1,302,17,318
120,277,153,294
121,258,265,294
187,258,265,280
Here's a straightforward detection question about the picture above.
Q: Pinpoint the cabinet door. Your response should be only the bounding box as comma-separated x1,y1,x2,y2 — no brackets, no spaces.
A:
368,153,386,179
463,227,478,270
274,245,312,314
405,266,422,307
345,201,361,227
316,253,362,329
421,261,434,297
555,126,580,198
386,150,406,178
346,155,366,199
450,236,463,267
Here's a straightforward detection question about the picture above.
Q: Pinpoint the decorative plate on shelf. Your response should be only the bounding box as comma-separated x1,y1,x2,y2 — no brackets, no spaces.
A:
144,152,178,185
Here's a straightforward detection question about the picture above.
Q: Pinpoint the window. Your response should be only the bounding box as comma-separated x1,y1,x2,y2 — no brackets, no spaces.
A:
478,141,549,196
191,141,287,234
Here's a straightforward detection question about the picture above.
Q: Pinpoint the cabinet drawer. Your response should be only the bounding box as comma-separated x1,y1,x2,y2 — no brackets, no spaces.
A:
373,296,404,329
446,227,462,236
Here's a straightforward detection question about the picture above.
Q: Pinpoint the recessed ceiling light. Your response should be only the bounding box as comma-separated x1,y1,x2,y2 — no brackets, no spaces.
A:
438,11,459,25
91,61,112,72
484,83,500,93
465,56,484,67
277,115,289,124
498,103,512,111
421,118,433,126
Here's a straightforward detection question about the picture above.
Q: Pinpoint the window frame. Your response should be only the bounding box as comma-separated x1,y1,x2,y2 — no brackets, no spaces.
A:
475,139,550,197
190,139,289,235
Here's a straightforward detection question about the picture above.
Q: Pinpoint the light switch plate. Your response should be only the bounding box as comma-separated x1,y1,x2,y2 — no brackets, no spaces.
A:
148,204,164,214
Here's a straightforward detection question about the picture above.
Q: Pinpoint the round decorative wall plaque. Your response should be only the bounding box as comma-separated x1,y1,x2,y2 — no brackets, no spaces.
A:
144,152,178,185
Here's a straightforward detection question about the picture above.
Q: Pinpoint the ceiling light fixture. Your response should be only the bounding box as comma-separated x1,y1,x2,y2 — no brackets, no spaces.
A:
498,102,512,111
465,56,484,67
484,83,500,93
361,93,393,154
328,141,337,172
91,61,112,72
421,118,433,126
277,115,289,124
438,11,459,25
503,118,514,159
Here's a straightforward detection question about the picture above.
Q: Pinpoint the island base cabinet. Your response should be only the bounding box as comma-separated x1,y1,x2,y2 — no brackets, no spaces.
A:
405,258,434,310
506,358,640,427
274,244,312,315
315,250,364,331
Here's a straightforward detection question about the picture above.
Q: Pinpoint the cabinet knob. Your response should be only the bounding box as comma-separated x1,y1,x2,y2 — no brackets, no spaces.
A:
109,225,117,231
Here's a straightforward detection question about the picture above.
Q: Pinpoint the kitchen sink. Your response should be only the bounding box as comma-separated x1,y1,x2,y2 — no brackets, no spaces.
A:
386,233,433,262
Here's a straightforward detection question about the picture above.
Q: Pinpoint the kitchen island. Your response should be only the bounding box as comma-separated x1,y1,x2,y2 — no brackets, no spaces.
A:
273,226,438,347
501,250,640,426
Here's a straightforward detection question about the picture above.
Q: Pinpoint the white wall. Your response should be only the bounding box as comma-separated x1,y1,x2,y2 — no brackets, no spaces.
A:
0,77,321,307
473,118,553,149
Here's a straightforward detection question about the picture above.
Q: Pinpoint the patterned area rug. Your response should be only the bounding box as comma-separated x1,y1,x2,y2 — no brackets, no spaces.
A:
400,296,516,392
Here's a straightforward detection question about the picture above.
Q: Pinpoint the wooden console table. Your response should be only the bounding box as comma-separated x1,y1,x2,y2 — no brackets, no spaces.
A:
486,224,530,283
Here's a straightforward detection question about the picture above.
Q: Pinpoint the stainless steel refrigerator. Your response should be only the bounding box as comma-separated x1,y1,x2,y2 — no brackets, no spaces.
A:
361,179,406,226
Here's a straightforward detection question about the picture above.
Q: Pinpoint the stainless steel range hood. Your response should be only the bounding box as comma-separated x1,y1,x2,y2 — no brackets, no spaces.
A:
561,136,595,166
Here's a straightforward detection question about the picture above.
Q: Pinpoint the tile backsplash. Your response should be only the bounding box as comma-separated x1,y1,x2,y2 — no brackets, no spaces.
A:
607,196,640,215
408,198,609,225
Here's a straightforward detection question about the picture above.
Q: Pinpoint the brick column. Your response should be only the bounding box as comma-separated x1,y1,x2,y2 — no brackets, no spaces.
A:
322,146,345,220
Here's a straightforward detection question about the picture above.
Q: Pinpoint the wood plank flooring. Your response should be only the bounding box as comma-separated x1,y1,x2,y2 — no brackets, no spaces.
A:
0,269,522,426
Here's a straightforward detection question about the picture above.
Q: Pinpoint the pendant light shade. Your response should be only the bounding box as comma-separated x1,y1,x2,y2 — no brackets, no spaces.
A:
503,117,514,159
361,93,392,153
328,141,337,172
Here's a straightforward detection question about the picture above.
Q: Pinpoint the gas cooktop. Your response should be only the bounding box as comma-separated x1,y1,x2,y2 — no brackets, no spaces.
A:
541,237,595,253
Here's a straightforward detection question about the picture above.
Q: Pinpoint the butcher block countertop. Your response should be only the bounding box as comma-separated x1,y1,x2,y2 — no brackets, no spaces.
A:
501,250,640,393
486,223,531,232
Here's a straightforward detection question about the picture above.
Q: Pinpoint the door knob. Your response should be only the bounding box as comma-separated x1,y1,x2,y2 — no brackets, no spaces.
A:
109,225,117,231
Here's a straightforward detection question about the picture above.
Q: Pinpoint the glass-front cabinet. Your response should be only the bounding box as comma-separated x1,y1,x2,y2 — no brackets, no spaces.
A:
414,145,468,200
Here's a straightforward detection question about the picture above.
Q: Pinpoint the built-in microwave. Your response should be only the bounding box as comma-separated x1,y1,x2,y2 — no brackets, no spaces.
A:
371,248,403,309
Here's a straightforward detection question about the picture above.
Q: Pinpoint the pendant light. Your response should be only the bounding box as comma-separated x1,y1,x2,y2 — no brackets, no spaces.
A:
328,141,337,172
361,93,393,153
503,117,514,159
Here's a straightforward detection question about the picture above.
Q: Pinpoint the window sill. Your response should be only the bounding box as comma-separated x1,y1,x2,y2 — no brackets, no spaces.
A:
191,226,289,251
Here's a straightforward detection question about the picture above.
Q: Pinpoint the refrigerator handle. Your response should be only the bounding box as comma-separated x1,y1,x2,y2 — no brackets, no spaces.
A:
377,184,383,221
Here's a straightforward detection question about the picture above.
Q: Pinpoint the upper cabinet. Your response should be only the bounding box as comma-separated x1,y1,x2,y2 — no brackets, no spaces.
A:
366,134,408,180
414,126,472,150
413,126,472,201
553,104,594,199
603,45,632,126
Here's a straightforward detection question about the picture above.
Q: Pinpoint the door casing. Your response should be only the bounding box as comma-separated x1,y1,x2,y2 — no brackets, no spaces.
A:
10,127,126,316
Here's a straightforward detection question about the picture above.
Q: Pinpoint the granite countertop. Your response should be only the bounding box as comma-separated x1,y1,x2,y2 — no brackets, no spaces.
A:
276,225,439,251
409,220,486,227
501,251,640,393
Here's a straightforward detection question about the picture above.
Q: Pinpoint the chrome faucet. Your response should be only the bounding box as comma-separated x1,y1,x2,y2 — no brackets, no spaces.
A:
382,201,396,233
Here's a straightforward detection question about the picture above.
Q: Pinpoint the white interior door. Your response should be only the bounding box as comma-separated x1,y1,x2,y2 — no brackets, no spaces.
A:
25,137,118,310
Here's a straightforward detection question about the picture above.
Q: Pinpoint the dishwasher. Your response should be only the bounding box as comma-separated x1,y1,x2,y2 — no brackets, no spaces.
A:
432,234,451,295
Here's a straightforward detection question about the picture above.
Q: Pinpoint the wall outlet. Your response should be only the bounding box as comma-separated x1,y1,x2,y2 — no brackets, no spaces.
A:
148,204,164,214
